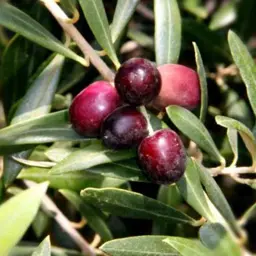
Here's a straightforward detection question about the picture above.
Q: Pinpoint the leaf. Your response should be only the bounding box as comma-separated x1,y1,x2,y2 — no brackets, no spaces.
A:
154,0,181,65
0,2,85,66
239,202,256,226
176,158,214,221
110,0,139,43
209,2,236,30
100,236,178,256
81,188,198,226
32,236,51,256
163,237,212,256
199,223,241,256
127,29,154,50
13,54,65,123
226,128,238,167
193,42,208,123
0,182,48,255
152,185,183,235
12,156,56,168
216,115,256,166
60,189,113,241
228,30,256,117
166,106,224,164
78,0,119,67
45,146,74,163
18,167,126,191
3,54,65,185
50,142,136,175
182,0,208,19
196,162,240,235
32,210,51,238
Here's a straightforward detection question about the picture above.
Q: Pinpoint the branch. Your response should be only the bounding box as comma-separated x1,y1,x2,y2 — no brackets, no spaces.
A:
24,180,95,256
41,0,115,82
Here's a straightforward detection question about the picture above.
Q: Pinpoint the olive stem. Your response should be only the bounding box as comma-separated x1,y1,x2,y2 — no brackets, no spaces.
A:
24,180,96,256
139,105,154,136
41,0,115,82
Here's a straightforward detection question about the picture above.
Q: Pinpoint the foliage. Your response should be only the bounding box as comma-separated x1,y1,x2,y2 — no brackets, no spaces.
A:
0,0,256,255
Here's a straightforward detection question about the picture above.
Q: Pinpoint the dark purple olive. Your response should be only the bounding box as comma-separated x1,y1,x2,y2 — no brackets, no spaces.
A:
101,105,149,149
138,129,186,184
69,81,121,137
115,58,161,106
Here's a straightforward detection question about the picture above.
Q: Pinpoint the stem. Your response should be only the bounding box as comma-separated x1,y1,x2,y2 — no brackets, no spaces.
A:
216,166,255,175
139,106,154,135
41,0,115,82
24,180,96,256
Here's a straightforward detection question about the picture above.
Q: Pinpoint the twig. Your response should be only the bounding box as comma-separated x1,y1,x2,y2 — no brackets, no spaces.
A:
136,3,154,21
212,166,255,175
41,0,115,82
24,180,95,256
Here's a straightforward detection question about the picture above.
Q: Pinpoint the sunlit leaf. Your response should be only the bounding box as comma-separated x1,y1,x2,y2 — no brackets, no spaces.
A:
31,236,51,256
154,0,181,65
0,182,48,255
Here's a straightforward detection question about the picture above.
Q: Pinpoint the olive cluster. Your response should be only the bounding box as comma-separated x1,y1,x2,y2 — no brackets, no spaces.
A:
69,58,200,184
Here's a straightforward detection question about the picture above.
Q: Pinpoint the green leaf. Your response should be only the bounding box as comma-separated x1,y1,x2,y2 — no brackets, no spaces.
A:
163,237,212,256
228,30,256,117
166,106,224,164
78,0,119,67
32,236,51,256
209,2,236,30
32,210,51,238
10,245,83,256
239,202,256,226
182,0,208,19
0,182,48,255
0,3,85,66
196,162,240,235
216,115,256,166
199,223,241,256
152,185,182,235
50,142,136,175
110,0,139,43
13,54,65,123
60,189,113,241
176,158,214,221
100,236,178,256
12,156,56,168
226,128,238,166
127,29,154,50
81,188,198,226
18,167,126,191
154,0,181,65
193,42,208,123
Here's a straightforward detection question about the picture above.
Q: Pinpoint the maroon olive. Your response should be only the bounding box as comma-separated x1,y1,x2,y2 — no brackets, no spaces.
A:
115,58,161,106
69,81,121,137
138,129,186,184
152,64,200,110
101,105,149,149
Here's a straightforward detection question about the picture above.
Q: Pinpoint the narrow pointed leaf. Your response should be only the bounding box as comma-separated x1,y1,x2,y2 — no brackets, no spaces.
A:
228,30,256,117
81,188,198,226
0,182,48,255
227,128,238,166
163,237,212,256
0,2,85,65
193,42,208,123
167,106,224,164
154,0,181,64
176,158,214,221
239,202,256,226
100,236,178,256
196,162,240,235
32,236,51,256
216,115,256,166
12,156,56,168
18,167,126,191
199,223,241,256
50,143,135,174
78,0,119,67
111,0,139,43
60,189,113,241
